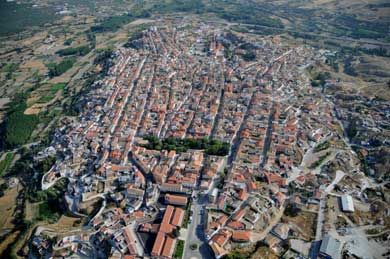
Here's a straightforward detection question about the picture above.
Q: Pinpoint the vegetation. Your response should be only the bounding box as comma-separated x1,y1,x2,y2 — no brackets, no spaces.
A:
353,146,370,176
1,63,19,80
347,119,358,139
0,182,7,197
343,56,357,76
56,45,91,56
314,141,330,153
29,177,68,203
142,136,230,156
2,93,39,148
47,58,76,77
36,201,61,223
64,38,73,46
284,203,301,217
94,48,114,66
0,1,57,36
226,249,253,259
0,152,14,176
333,15,388,39
37,83,66,103
146,0,283,29
1,63,18,73
91,12,149,33
311,72,330,87
366,228,381,235
242,50,256,62
309,151,332,169
190,243,198,250
173,240,184,259
182,201,192,228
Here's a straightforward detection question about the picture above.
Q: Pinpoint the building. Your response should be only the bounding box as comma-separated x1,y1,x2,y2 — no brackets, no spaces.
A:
151,205,184,259
209,188,219,203
340,195,354,212
160,183,184,193
232,230,251,243
319,235,341,259
165,194,188,206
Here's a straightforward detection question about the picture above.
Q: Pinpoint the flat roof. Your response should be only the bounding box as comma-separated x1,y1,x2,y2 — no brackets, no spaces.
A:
341,195,354,212
320,235,341,259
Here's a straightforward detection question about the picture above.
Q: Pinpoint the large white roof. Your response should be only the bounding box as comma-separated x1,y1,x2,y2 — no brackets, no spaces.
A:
341,194,354,212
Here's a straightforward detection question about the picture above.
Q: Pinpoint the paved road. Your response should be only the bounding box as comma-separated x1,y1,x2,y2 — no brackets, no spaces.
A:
183,193,213,259
315,170,345,241
315,191,326,241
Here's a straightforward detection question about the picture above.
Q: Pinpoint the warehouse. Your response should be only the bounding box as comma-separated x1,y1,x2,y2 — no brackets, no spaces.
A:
340,194,354,212
320,235,341,259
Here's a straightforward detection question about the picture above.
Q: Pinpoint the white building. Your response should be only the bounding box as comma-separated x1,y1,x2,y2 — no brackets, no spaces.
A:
340,195,354,212
320,235,341,259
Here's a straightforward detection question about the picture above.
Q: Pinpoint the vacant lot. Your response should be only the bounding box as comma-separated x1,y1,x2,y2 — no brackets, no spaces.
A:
0,184,20,230
283,211,317,241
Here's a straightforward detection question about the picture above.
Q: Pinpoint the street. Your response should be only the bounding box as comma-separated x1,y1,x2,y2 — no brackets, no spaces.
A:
183,192,213,259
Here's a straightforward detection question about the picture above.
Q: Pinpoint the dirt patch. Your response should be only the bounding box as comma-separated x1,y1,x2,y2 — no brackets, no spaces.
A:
47,215,81,232
61,15,74,22
0,230,20,255
0,184,20,230
250,246,278,259
0,98,10,109
282,211,316,241
20,59,47,73
21,31,47,46
25,201,39,222
24,106,41,115
26,95,40,107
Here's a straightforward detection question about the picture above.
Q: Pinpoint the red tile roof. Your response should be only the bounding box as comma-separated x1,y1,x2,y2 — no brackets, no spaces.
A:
232,230,251,242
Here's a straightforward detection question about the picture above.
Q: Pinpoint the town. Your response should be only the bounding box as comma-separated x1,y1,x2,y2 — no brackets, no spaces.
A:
32,18,389,259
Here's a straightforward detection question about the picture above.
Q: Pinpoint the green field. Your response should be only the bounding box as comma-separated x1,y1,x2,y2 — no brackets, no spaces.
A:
47,58,76,77
173,240,184,259
37,83,66,103
0,152,14,176
3,94,39,148
0,0,58,36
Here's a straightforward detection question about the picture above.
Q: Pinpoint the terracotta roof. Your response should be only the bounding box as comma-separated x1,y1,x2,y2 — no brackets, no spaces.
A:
171,207,184,227
233,209,246,221
162,206,175,225
238,188,248,201
162,236,176,258
217,215,228,226
165,194,188,206
152,232,165,256
227,220,245,230
211,229,231,247
209,242,227,258
232,230,251,242
265,172,287,187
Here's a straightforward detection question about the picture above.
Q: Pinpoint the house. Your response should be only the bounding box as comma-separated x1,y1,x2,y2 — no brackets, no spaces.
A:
209,241,227,259
211,229,232,247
